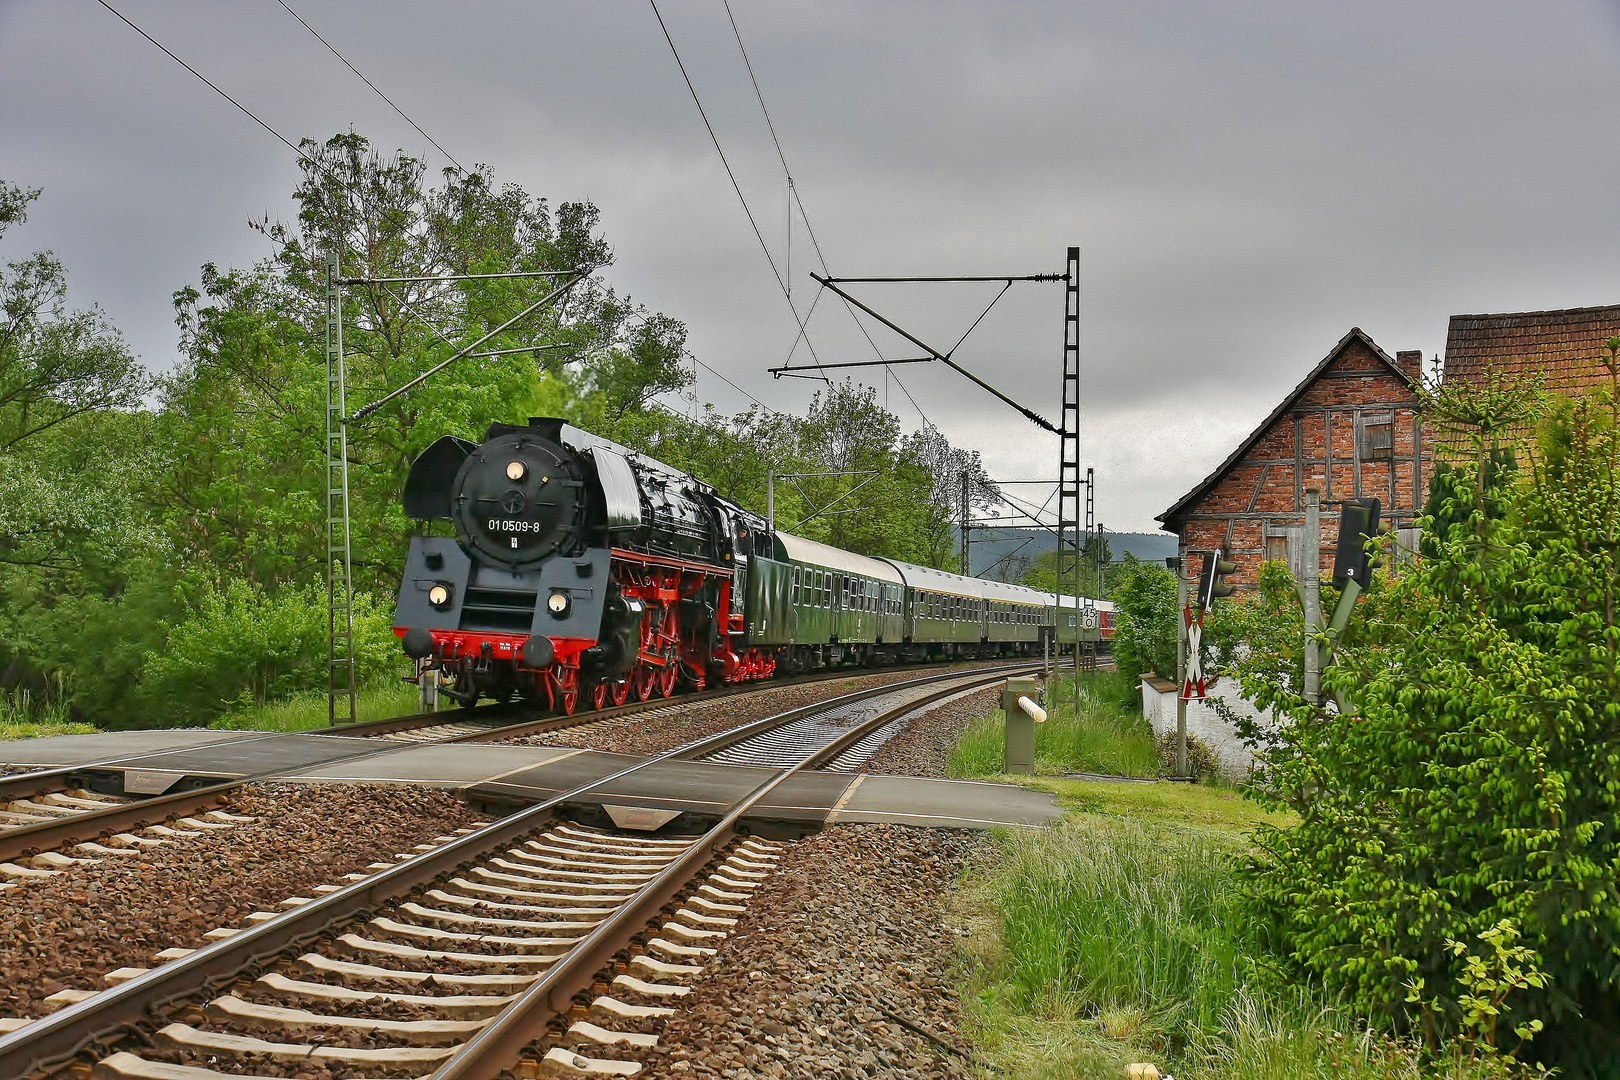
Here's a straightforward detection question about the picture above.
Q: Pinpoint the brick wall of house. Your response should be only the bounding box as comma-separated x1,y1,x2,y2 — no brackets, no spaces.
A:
1159,330,1432,589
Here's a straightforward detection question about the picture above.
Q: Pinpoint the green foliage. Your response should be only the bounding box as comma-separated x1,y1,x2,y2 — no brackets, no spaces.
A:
1228,354,1620,1072
1407,921,1550,1060
138,579,402,725
958,782,1553,1080
1112,555,1180,679
1157,729,1220,782
0,179,154,578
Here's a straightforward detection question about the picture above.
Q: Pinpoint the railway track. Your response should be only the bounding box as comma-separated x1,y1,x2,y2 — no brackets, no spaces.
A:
318,655,1026,745
0,663,1031,1079
0,659,1028,872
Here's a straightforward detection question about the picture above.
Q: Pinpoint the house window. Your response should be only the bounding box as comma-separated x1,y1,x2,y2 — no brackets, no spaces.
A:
1361,417,1394,461
1264,534,1290,565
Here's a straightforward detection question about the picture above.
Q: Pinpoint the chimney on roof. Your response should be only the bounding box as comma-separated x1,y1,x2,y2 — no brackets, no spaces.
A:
1395,350,1423,382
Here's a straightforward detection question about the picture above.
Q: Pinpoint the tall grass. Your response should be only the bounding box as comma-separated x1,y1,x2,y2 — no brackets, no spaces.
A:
208,679,423,732
0,688,98,740
958,797,1544,1080
989,816,1253,1040
948,670,1160,778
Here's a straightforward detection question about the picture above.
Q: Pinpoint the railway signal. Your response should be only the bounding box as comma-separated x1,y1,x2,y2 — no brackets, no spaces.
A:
1196,549,1237,610
1331,498,1381,589
1181,603,1207,700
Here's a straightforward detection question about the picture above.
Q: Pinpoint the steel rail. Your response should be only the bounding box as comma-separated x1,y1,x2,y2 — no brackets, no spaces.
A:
0,733,290,803
0,663,1030,1078
432,666,1032,1078
0,783,242,866
0,721,493,865
0,660,1026,865
309,655,1015,742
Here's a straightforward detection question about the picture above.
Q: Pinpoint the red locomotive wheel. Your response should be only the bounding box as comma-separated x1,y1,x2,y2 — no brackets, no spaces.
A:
658,662,678,698
634,664,656,702
553,665,580,716
611,677,631,706
591,680,610,710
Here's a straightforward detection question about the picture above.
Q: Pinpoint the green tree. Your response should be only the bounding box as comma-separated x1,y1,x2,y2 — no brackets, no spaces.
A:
0,180,153,573
161,132,690,592
1110,555,1179,678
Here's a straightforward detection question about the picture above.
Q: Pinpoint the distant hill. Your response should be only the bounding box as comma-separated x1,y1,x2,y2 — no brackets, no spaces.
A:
964,528,1177,583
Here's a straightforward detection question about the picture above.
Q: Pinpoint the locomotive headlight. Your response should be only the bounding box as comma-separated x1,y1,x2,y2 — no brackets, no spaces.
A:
506,460,526,481
547,590,571,617
429,583,452,609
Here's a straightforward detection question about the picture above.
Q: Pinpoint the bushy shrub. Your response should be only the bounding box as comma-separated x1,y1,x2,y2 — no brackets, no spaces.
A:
1157,729,1220,781
138,579,401,726
1231,352,1620,1072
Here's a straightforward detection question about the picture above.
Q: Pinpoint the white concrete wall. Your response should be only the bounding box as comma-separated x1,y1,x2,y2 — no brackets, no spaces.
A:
1140,679,1262,778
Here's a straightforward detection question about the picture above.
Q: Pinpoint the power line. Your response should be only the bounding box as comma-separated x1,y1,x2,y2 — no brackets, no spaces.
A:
722,1,889,376
96,0,324,175
888,367,935,430
688,350,774,413
723,0,792,186
275,0,466,174
648,0,822,369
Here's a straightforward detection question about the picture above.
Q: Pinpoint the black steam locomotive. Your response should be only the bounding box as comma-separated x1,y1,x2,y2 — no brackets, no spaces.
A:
393,418,1105,712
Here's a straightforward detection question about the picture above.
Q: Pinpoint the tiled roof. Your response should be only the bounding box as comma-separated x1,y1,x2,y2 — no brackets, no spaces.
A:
1156,327,1410,532
1444,305,1620,395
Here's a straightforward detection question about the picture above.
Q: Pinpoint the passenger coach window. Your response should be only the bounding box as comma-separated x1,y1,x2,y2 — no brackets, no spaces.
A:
792,569,800,605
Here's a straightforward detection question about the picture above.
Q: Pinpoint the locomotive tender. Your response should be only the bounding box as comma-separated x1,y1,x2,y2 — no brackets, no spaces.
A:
393,417,1113,711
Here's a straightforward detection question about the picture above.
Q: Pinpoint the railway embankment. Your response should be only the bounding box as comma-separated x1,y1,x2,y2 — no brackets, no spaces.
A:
636,823,983,1080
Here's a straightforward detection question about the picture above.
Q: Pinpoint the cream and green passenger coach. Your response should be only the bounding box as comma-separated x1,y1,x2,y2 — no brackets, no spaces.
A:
741,530,1101,672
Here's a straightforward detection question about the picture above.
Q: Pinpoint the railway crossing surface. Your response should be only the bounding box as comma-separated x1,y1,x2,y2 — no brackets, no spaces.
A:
0,728,1062,832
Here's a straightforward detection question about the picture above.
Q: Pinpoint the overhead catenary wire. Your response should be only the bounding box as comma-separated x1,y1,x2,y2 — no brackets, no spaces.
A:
722,0,892,378
647,0,823,371
274,0,466,174
96,0,332,180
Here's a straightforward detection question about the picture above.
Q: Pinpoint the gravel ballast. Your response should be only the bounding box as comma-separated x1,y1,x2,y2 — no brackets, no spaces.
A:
637,823,984,1079
0,782,484,1019
857,688,998,779
500,662,1007,757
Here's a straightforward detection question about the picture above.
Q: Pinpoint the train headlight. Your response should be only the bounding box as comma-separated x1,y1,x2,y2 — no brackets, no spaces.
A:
429,583,453,609
506,460,526,481
547,590,571,617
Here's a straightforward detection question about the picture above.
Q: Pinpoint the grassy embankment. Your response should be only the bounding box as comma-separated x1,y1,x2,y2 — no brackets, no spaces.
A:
949,671,1523,1080
947,669,1161,780
207,680,424,733
0,690,98,740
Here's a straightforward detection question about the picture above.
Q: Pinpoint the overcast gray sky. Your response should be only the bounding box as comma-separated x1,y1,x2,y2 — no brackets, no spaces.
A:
2,0,1618,532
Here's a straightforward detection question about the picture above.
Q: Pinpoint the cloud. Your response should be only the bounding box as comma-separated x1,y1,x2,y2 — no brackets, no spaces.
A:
2,0,1617,531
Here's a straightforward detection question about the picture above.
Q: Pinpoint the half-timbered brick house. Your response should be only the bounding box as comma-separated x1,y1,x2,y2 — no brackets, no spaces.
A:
1157,327,1432,589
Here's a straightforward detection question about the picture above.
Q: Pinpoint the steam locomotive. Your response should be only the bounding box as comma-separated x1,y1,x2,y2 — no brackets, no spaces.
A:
393,418,1113,711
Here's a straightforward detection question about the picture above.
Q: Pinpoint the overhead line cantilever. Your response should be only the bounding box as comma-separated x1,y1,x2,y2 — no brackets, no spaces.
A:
810,273,1061,436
